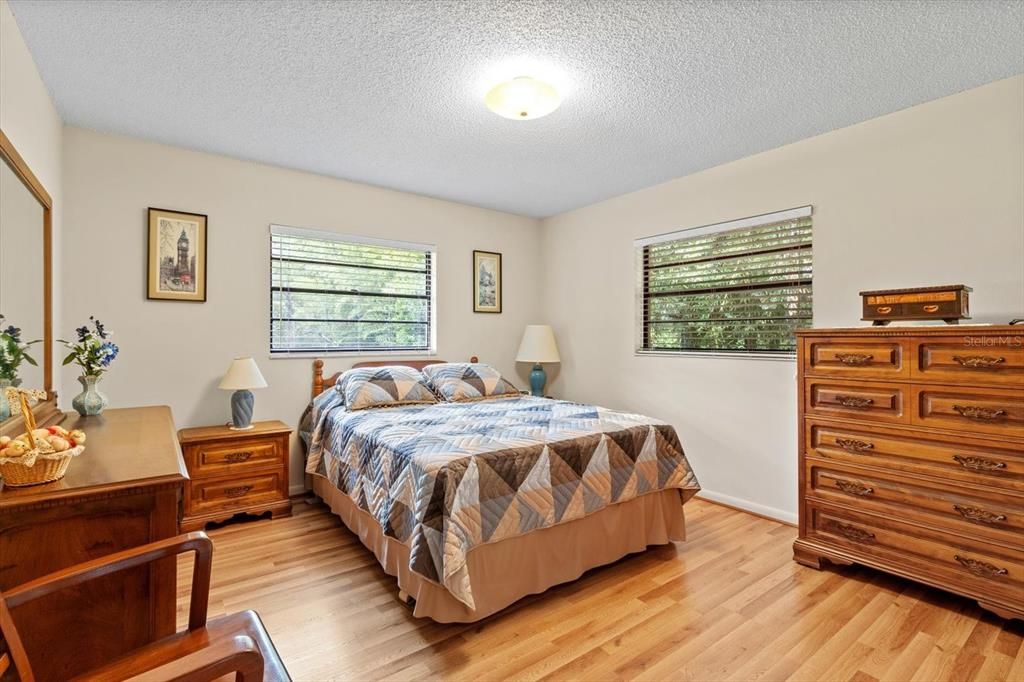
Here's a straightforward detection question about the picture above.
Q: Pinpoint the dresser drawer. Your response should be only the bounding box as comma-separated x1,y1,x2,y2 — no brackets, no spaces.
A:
185,439,282,478
803,338,908,379
805,379,909,425
805,419,1024,492
807,503,1024,604
806,461,1024,544
912,384,1024,438
185,471,286,514
913,335,1024,386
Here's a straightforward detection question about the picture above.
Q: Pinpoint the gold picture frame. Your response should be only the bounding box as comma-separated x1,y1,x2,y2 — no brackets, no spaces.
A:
473,250,502,313
147,207,208,302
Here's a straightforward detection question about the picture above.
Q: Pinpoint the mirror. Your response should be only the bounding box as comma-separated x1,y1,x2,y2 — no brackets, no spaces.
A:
0,129,57,433
1,159,45,388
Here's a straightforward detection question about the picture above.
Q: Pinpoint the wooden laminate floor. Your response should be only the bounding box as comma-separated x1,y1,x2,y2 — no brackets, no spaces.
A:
177,498,1024,681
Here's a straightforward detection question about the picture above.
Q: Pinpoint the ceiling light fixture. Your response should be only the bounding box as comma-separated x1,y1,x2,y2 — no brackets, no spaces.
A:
484,76,561,120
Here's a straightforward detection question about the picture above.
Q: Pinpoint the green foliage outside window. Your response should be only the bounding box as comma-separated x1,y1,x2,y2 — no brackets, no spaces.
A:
641,216,812,353
271,233,433,352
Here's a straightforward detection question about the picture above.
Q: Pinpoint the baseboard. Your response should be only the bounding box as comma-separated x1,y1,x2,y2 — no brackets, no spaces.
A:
695,489,797,526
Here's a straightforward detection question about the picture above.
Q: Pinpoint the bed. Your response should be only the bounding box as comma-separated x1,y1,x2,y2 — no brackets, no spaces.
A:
303,358,701,623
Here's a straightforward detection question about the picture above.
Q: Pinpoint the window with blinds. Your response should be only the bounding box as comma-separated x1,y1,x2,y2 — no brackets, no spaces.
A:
270,226,435,353
636,207,812,355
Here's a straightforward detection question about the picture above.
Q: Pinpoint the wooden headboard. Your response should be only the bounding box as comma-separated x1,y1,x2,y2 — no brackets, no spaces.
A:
312,357,479,399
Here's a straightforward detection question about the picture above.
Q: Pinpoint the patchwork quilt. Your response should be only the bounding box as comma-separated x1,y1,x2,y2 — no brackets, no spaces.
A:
305,392,701,609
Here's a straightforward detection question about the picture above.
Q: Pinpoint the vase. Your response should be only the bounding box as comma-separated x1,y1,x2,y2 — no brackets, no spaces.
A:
0,378,11,421
72,375,108,416
0,377,22,421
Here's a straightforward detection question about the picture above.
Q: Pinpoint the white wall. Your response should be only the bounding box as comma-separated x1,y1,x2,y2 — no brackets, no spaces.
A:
0,0,62,393
61,127,542,490
541,75,1024,523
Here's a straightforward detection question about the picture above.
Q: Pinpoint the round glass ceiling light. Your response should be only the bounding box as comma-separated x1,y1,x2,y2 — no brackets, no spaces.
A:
484,76,561,120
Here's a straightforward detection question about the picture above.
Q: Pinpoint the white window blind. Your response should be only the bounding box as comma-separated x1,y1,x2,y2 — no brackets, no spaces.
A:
636,206,813,355
270,225,435,353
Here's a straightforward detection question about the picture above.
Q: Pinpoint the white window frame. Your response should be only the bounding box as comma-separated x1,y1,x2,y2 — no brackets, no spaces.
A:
634,206,813,360
268,224,437,357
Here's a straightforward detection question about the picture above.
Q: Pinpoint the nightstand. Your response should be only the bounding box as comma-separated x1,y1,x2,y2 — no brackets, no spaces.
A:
177,420,293,531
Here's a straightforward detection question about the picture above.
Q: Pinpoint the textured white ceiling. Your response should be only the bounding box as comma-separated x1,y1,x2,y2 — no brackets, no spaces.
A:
8,0,1024,218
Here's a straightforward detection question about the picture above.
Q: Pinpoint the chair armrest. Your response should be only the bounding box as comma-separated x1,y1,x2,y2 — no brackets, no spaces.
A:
113,635,264,682
3,532,213,631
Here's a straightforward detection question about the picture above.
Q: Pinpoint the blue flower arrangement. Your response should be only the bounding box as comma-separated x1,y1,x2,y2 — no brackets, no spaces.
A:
60,316,119,377
0,314,40,383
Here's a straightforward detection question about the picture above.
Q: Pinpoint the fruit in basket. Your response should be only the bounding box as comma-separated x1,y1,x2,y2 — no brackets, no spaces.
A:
13,429,49,446
69,429,86,444
1,440,29,457
0,436,10,447
47,435,71,452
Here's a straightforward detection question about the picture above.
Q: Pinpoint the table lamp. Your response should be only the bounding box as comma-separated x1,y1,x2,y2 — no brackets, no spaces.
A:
218,357,267,430
515,325,560,397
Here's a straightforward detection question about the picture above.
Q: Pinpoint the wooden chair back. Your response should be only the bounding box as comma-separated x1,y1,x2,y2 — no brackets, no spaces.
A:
0,534,212,681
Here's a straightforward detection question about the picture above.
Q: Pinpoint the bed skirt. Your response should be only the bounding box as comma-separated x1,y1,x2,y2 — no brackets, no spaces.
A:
312,473,687,622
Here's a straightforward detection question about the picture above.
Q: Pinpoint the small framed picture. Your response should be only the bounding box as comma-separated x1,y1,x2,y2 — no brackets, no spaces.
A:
473,250,502,313
147,207,208,302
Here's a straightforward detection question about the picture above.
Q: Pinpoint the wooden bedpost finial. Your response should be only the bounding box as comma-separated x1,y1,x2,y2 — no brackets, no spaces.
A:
313,359,324,399
470,356,479,363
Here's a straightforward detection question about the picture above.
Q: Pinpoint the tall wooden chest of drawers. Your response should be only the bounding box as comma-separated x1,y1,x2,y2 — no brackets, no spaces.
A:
793,326,1024,620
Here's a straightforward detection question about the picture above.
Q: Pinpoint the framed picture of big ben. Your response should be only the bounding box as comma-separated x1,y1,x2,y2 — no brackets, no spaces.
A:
147,207,208,302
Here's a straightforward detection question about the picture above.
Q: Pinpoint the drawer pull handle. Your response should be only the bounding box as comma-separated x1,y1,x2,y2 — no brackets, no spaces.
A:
952,405,1007,421
225,485,253,498
836,395,873,409
922,304,940,313
826,521,875,544
225,451,253,463
952,455,1007,472
835,480,874,496
952,505,1007,525
876,306,893,314
954,554,1008,579
835,438,874,453
835,353,874,366
952,355,1006,369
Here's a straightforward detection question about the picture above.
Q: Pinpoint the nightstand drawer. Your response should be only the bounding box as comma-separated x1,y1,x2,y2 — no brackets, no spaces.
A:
186,471,286,514
186,440,281,477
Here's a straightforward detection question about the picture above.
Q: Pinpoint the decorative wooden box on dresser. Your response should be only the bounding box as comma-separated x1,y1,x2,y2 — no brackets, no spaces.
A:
177,420,293,531
0,406,187,681
793,325,1024,620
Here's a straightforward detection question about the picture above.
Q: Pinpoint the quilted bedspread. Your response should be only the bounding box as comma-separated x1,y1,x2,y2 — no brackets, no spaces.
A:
305,393,701,608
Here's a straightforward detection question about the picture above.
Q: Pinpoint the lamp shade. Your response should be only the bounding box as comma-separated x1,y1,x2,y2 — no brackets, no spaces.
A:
218,357,268,390
516,325,560,363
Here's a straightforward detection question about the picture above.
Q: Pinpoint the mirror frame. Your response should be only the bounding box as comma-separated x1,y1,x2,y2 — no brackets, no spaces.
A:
0,128,61,435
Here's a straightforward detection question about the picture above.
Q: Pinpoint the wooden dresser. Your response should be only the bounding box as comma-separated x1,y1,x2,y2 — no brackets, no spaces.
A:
0,406,187,680
793,326,1024,620
177,420,292,531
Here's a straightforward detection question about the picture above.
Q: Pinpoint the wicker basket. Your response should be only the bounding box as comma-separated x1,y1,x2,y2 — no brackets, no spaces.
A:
0,445,85,487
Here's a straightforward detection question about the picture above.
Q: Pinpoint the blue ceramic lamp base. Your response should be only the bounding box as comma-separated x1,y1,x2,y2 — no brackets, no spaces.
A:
529,363,546,397
230,389,255,430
